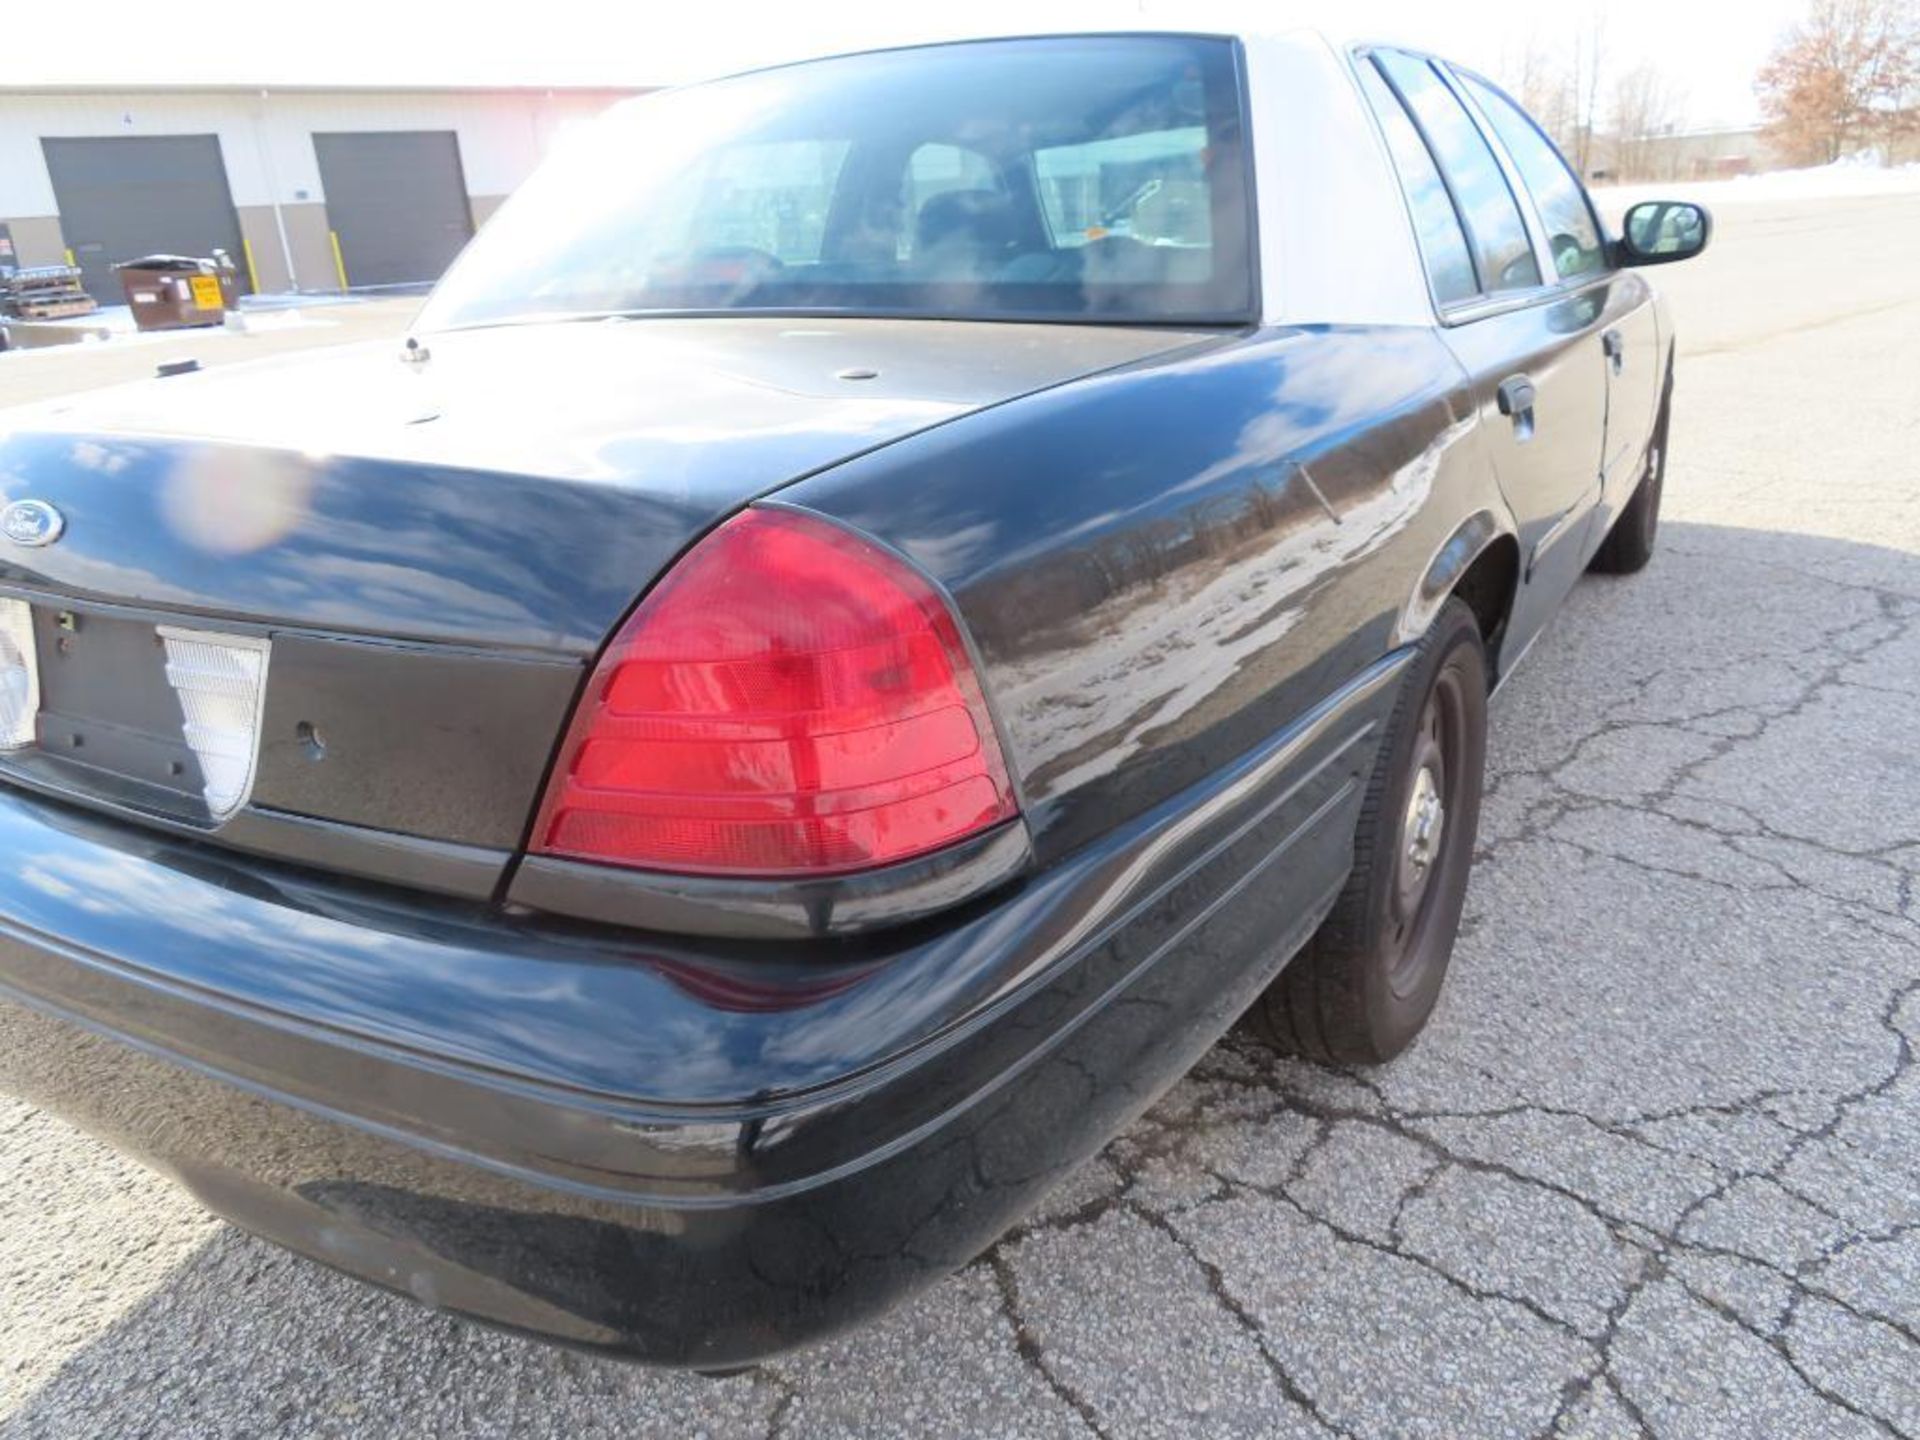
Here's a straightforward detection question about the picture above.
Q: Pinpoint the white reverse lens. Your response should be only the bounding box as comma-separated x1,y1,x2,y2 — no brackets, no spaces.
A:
158,627,271,821
0,599,40,750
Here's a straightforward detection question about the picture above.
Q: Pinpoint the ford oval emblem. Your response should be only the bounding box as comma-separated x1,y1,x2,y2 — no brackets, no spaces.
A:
2,500,65,548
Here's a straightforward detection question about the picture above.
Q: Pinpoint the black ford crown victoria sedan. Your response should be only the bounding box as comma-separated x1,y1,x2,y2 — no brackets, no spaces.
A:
0,29,1707,1365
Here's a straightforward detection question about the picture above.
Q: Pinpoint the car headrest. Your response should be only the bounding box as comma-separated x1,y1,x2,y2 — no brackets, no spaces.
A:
914,189,1021,258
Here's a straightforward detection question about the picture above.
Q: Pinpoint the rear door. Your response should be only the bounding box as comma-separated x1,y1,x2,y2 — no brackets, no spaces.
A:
1454,72,1665,548
1361,51,1611,661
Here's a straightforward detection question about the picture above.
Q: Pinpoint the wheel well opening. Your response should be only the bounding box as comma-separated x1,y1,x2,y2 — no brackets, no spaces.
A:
1451,536,1520,681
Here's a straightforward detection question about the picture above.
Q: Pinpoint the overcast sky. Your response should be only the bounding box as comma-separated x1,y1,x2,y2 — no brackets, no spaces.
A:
7,0,1807,130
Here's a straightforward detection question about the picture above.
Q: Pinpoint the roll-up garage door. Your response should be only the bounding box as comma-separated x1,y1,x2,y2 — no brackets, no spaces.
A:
41,135,249,303
313,131,475,289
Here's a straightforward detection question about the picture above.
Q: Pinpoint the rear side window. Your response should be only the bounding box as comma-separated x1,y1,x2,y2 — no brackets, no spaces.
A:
1460,75,1606,282
1357,62,1477,306
1374,51,1542,294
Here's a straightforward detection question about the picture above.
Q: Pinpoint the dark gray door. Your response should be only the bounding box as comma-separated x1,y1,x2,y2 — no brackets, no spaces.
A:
313,131,474,289
41,135,248,302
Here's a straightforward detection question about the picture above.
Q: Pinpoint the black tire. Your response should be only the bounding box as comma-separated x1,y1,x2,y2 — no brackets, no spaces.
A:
1245,599,1488,1065
1589,373,1673,576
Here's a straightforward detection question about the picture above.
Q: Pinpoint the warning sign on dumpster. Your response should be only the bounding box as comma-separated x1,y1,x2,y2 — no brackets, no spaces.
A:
189,275,222,310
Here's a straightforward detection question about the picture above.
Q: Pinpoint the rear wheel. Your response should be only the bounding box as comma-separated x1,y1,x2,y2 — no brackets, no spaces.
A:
1245,599,1488,1065
1589,374,1673,576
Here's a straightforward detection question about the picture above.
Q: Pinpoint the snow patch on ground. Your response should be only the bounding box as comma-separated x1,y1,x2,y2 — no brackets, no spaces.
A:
1594,158,1920,213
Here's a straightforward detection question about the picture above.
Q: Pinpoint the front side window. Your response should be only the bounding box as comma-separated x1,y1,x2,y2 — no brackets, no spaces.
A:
1357,62,1478,306
1374,51,1542,294
421,36,1254,329
1459,76,1606,282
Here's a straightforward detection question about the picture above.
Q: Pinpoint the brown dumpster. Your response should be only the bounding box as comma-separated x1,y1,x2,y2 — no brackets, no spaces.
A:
116,253,239,331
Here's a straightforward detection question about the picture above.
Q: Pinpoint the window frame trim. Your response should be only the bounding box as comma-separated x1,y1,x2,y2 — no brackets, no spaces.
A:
1361,46,1558,320
1443,63,1616,292
1425,59,1561,293
1360,47,1494,301
1347,48,1480,315
1350,42,1615,329
1228,35,1266,326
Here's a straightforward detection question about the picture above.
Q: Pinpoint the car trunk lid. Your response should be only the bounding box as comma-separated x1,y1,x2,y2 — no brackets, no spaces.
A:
0,317,1216,878
2,318,1209,650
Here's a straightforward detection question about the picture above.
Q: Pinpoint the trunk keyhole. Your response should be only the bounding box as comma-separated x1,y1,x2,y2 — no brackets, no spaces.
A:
295,722,327,761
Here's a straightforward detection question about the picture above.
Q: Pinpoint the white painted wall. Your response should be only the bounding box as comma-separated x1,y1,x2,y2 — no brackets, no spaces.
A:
0,88,640,216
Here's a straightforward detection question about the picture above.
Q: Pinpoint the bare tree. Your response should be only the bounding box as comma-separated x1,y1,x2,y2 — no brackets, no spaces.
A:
1501,27,1576,150
1493,6,1616,177
1756,0,1920,165
1611,63,1688,180
1568,10,1609,176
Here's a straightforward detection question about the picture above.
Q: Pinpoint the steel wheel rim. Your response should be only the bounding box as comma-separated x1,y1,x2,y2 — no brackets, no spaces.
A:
1388,662,1469,993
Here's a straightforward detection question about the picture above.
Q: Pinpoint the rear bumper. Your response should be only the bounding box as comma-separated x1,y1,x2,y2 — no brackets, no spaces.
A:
0,653,1404,1365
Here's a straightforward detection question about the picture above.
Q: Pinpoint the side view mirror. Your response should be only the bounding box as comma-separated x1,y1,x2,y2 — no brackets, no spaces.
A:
1618,200,1712,266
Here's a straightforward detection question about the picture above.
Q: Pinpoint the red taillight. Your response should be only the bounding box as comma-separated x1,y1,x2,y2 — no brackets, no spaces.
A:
532,507,1019,877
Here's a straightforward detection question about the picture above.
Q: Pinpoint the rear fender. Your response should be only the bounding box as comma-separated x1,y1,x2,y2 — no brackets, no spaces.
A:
1399,507,1520,656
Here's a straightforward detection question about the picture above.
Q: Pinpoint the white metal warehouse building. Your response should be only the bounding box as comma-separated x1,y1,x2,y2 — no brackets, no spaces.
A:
0,85,645,301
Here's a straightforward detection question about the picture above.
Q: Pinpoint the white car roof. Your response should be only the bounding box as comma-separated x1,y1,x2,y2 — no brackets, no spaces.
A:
1242,30,1438,326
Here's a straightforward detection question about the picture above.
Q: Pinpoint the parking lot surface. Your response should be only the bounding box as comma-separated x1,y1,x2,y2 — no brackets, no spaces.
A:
0,297,423,408
3,192,1918,1439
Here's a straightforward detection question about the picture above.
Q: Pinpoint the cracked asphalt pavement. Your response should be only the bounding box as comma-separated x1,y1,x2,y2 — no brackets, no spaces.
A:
4,192,1918,1438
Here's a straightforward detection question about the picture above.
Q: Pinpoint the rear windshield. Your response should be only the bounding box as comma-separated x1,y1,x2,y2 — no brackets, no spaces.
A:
419,36,1255,330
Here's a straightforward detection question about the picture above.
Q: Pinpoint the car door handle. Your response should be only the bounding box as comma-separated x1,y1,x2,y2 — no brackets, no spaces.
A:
1495,375,1537,440
1496,375,1536,415
1602,328,1626,374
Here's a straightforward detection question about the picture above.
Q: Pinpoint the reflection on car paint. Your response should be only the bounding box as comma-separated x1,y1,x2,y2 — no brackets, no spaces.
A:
785,325,1480,857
